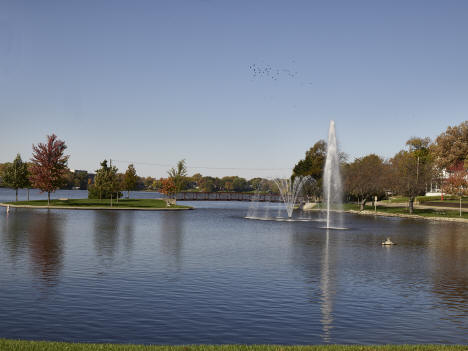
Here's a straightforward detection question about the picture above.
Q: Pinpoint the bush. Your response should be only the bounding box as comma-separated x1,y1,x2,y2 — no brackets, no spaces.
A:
88,184,123,199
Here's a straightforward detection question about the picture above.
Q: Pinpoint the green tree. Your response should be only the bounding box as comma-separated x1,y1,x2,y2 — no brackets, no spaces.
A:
2,154,30,201
232,177,249,192
123,164,138,198
199,176,217,192
293,140,327,198
167,159,188,196
88,160,122,203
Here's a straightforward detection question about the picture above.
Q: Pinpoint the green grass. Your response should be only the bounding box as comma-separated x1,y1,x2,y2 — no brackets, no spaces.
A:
345,203,468,220
7,198,191,209
0,340,466,351
416,195,463,202
419,198,468,204
370,196,466,204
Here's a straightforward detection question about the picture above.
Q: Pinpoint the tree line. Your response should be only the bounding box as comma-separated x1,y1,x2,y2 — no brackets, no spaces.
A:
1,121,466,208
293,121,468,213
0,135,278,203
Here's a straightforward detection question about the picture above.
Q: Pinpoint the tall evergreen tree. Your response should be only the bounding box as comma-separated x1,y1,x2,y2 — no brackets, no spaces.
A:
123,164,138,198
88,160,121,204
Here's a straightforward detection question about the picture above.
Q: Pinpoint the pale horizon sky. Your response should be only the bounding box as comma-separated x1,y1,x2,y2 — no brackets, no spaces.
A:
1,0,467,179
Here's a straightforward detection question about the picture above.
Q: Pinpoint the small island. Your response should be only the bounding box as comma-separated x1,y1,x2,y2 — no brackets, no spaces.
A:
1,198,192,211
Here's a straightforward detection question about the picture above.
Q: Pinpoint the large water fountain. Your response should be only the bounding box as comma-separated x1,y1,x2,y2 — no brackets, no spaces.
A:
323,120,344,229
246,120,344,226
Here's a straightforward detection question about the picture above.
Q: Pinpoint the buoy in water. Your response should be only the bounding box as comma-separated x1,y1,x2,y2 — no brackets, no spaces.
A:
382,237,395,245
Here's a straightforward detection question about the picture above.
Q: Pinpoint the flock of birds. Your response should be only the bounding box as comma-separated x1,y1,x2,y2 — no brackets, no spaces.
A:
249,63,313,86
249,63,298,81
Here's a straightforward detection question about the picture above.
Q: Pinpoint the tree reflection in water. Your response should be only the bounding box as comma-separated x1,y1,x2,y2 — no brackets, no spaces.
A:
93,210,136,267
160,211,185,274
93,211,120,265
28,211,64,286
1,209,32,263
428,223,468,319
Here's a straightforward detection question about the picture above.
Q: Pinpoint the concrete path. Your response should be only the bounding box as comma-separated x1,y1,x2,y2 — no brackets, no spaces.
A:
377,201,468,213
348,209,468,224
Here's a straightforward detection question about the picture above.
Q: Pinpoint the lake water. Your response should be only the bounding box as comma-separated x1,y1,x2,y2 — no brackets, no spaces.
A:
0,188,467,344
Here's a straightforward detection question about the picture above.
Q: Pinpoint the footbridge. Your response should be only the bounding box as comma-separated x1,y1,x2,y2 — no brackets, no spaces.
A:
175,192,284,202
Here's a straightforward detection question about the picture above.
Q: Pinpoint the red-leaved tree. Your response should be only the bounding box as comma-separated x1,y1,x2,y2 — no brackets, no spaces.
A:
30,134,69,205
157,177,177,199
442,161,468,216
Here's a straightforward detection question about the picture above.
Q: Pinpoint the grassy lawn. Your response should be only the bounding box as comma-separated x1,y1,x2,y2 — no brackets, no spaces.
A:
420,198,468,204
0,340,466,351
344,203,468,220
6,198,191,209
379,196,466,204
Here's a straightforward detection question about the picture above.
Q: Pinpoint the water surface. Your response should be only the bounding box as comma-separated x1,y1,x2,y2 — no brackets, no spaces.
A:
0,189,467,344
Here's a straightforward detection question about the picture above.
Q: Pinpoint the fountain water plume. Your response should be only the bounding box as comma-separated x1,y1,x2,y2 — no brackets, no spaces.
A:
273,176,311,218
323,120,344,229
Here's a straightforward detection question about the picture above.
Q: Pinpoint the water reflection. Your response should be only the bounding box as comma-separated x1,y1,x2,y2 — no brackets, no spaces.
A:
290,228,337,343
28,211,64,285
320,230,334,343
428,224,468,318
122,211,135,258
1,209,32,262
0,201,467,344
93,211,136,266
160,211,185,273
94,211,120,264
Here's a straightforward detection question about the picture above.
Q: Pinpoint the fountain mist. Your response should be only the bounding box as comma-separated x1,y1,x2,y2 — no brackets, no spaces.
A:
323,120,343,229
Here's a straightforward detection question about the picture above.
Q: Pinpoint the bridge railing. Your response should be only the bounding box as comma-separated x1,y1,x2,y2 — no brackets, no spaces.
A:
175,192,285,202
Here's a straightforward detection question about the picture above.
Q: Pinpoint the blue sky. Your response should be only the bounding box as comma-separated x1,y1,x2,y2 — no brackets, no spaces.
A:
1,0,467,178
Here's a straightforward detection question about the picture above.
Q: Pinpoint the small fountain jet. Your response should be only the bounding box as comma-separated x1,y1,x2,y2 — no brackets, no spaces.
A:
273,176,312,218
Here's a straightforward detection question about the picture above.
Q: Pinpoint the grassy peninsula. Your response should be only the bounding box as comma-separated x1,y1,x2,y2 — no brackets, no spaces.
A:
0,340,466,351
2,198,192,210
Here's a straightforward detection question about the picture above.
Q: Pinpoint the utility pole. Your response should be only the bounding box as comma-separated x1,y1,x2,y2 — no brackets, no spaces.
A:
110,158,113,207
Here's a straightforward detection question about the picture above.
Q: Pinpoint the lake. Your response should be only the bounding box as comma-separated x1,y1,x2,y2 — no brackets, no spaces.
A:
0,188,467,344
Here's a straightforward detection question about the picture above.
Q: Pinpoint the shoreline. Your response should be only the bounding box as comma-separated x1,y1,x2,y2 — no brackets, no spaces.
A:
0,340,465,351
305,207,468,223
0,203,193,211
346,209,468,223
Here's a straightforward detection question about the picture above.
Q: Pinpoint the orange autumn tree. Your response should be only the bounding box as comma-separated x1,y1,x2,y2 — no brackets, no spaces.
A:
442,161,468,216
30,134,69,205
157,177,177,199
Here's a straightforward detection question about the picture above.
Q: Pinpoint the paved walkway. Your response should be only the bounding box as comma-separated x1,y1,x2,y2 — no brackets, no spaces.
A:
377,201,468,213
348,209,468,223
